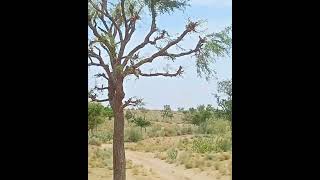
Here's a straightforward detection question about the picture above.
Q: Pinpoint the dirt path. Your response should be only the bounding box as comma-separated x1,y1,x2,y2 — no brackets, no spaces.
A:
126,150,214,180
100,144,222,180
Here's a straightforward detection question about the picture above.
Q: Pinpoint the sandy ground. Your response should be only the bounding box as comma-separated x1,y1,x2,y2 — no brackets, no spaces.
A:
89,144,230,180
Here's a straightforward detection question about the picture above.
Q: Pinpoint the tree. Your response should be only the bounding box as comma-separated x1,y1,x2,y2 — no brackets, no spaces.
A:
182,104,214,125
161,104,174,120
132,116,151,132
214,79,232,121
88,102,106,135
177,107,184,112
88,0,231,179
103,105,114,120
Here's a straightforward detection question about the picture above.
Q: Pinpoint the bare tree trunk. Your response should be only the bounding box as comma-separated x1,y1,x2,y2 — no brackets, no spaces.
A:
111,78,126,180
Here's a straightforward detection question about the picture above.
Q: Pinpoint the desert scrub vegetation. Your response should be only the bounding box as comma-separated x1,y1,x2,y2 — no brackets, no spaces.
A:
147,123,196,138
125,127,143,142
166,148,178,163
182,105,214,125
197,119,231,135
88,137,102,146
191,135,231,153
127,136,179,152
88,146,112,169
161,105,174,120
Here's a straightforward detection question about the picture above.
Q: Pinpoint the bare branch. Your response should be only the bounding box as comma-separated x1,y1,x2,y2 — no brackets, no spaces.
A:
161,36,206,59
88,91,109,102
120,0,128,32
122,97,143,108
122,4,157,66
89,0,123,42
94,73,109,80
88,48,115,83
138,66,184,77
94,84,109,91
132,23,197,68
88,21,114,59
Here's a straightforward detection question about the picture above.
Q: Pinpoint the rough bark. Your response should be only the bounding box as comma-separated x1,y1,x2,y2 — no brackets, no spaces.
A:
110,77,126,180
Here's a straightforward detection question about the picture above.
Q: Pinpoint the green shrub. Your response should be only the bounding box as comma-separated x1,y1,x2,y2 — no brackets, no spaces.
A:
93,131,113,143
161,105,174,120
89,147,112,168
88,137,102,146
132,116,151,132
125,127,143,142
167,148,178,161
197,119,231,135
183,105,214,125
191,135,231,153
88,102,106,133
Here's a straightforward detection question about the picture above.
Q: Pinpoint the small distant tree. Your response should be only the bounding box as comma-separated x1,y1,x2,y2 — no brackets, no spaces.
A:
132,116,151,132
161,105,174,120
177,107,185,112
214,79,232,121
88,102,106,135
183,104,214,125
103,106,114,120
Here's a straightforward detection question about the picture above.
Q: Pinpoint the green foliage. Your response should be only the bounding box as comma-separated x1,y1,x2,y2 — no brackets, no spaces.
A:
214,79,232,121
88,137,102,146
125,127,143,142
191,135,231,153
196,26,232,80
143,0,189,15
183,105,214,125
103,106,114,120
89,147,112,168
161,105,174,120
177,107,185,112
198,119,231,135
88,102,106,133
132,116,151,131
92,131,113,143
166,148,178,161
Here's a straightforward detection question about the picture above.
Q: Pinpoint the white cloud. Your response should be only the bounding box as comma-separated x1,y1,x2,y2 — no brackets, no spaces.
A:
191,0,232,8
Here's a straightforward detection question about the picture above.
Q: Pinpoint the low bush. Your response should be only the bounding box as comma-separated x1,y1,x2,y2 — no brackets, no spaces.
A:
88,147,112,168
166,148,178,162
88,137,102,146
191,135,231,153
92,131,113,143
125,127,143,142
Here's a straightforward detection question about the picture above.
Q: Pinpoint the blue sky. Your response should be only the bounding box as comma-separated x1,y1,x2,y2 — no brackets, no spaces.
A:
88,0,232,110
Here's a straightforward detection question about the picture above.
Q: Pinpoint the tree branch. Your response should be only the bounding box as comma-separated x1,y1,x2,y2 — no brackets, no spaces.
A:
88,48,115,83
122,5,157,66
122,97,143,108
161,36,206,59
94,73,109,80
88,91,109,102
89,0,123,42
94,84,109,91
132,22,198,68
138,66,184,77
